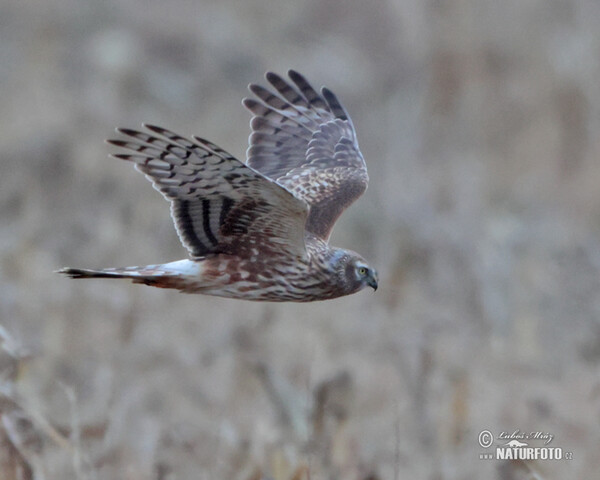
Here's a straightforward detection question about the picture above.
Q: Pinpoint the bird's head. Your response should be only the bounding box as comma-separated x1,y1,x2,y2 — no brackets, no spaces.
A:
333,250,378,294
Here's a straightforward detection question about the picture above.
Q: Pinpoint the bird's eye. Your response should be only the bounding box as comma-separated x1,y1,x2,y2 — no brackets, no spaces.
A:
358,267,367,275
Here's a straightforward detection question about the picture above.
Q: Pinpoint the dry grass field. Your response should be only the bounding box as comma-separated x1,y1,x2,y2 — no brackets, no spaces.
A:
1,1,600,478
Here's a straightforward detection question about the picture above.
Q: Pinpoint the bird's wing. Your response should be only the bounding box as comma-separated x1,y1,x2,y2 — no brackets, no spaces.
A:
243,70,368,242
108,125,308,260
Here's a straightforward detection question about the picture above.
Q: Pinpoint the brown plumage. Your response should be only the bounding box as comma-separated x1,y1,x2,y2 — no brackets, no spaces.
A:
58,70,378,301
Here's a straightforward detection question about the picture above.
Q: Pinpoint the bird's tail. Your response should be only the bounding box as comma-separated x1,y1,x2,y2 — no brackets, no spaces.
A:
57,265,160,280
57,260,200,290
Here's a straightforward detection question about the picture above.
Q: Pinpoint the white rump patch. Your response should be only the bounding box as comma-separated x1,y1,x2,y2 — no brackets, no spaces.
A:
161,260,201,276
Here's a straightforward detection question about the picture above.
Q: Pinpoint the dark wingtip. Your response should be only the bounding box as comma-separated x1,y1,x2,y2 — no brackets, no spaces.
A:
265,71,279,83
110,153,133,160
287,69,304,84
143,124,166,135
242,97,260,112
321,87,349,120
248,83,265,96
115,127,139,136
106,139,127,147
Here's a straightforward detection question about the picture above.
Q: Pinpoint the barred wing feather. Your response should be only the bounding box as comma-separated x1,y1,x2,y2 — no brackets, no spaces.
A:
243,70,368,242
108,125,308,259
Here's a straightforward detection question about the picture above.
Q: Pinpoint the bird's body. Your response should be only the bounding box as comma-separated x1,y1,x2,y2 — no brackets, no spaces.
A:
59,70,378,302
65,235,368,302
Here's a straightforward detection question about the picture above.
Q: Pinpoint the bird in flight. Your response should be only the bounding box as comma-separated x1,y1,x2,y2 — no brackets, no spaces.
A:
59,70,378,301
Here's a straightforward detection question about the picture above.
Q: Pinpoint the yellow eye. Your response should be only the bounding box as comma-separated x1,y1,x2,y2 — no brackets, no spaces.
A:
358,267,367,275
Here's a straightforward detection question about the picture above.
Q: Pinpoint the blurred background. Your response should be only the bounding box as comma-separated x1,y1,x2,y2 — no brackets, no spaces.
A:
1,0,600,478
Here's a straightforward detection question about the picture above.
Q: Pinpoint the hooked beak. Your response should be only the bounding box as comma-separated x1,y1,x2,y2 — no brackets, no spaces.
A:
367,270,378,291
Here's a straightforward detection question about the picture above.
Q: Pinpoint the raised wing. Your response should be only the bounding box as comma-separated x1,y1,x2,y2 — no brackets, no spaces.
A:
243,70,368,242
107,125,308,260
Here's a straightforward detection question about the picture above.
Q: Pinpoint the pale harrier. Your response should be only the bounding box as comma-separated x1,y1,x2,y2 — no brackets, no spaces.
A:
59,70,378,301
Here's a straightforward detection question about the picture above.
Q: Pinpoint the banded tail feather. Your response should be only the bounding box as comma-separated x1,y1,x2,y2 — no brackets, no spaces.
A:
57,266,156,279
57,265,167,286
57,261,202,290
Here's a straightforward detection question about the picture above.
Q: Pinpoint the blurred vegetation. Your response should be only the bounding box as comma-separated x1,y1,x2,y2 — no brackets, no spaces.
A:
1,0,599,478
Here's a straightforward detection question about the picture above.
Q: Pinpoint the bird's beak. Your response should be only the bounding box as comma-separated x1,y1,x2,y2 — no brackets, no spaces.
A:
367,271,378,291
